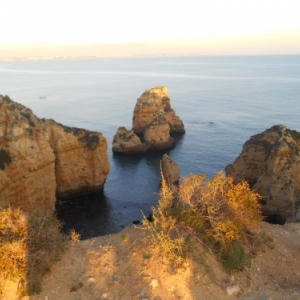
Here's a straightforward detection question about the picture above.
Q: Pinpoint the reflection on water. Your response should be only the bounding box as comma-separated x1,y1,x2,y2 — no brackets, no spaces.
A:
55,192,118,240
56,138,188,240
56,152,167,239
4,56,300,239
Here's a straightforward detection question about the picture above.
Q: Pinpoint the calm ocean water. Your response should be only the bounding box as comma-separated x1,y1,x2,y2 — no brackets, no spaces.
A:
1,55,300,238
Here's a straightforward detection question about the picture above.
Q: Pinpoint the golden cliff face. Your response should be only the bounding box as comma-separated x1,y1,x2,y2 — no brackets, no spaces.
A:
132,86,185,134
0,96,110,213
47,121,110,200
112,87,184,155
226,125,300,223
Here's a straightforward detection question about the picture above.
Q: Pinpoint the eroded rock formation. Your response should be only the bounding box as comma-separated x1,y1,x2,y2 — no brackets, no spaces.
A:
0,95,110,213
161,154,180,187
226,125,300,223
113,87,184,154
133,86,185,134
143,110,175,151
112,127,147,154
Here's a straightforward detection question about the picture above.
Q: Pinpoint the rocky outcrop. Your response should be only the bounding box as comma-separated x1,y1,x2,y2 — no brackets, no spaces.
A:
226,125,300,223
161,154,180,187
112,127,147,154
143,110,175,151
0,95,110,213
113,87,183,154
133,86,185,134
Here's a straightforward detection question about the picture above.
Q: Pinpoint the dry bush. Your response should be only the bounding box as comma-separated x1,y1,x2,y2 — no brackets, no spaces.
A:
146,170,263,272
143,177,185,269
179,171,263,251
0,207,69,295
178,171,263,271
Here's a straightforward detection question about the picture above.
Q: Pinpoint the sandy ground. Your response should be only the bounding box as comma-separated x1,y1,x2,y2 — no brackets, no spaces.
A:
2,222,300,300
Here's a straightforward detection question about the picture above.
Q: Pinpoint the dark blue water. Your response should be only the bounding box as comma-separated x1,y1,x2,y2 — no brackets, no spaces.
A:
1,55,300,238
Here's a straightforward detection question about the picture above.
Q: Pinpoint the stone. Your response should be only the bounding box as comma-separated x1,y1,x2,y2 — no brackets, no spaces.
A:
0,95,110,213
150,278,159,288
226,284,240,296
112,87,184,155
143,111,175,151
226,125,300,222
133,86,185,133
161,154,180,186
112,127,148,154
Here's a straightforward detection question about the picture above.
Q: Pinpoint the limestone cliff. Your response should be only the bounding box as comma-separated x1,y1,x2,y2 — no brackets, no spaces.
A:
226,125,300,223
132,86,185,134
0,95,110,213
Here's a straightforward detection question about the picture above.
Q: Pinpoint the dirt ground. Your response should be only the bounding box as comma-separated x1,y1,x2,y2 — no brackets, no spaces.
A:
2,222,300,300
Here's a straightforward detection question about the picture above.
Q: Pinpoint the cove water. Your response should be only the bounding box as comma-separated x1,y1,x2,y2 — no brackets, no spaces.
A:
1,55,300,238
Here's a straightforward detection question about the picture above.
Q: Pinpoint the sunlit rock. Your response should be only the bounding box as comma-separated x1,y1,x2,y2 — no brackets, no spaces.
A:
0,95,110,213
133,86,185,133
226,125,300,223
112,86,184,155
112,127,147,154
161,154,180,187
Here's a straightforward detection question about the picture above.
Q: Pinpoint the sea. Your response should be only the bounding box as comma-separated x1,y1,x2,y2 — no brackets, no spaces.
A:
1,55,300,238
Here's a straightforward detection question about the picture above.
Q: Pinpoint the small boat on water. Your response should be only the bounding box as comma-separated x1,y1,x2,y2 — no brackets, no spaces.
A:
39,96,46,99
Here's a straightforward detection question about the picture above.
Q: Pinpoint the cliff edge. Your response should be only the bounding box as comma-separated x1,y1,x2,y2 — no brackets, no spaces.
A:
226,125,300,223
0,95,110,213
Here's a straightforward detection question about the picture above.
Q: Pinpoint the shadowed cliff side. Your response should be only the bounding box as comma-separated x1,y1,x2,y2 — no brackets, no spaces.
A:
226,125,300,223
0,95,110,213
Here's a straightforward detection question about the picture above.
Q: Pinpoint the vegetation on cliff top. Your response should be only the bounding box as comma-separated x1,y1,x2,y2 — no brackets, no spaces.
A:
0,208,79,296
48,119,101,150
145,171,263,272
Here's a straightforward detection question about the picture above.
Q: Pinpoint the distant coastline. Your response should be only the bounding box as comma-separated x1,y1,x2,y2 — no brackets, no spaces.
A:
1,53,299,63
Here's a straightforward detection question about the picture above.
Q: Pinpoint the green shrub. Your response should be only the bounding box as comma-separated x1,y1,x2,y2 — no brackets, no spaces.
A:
170,208,205,234
221,240,251,271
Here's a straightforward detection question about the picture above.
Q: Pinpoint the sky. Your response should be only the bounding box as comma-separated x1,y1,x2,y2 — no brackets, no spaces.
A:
1,0,300,59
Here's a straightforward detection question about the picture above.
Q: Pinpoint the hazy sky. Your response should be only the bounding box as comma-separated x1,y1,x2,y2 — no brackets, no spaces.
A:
1,0,300,58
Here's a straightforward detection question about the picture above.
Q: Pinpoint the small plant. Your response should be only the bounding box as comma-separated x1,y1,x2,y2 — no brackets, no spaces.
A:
70,229,81,245
78,132,100,150
0,208,69,296
221,240,251,271
143,253,151,259
121,234,129,242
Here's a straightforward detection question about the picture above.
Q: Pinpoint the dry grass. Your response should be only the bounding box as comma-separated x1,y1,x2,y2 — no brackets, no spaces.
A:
0,207,70,296
143,177,186,269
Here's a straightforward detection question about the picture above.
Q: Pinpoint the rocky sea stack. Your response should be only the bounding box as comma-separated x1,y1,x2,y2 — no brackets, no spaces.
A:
226,125,300,223
0,95,110,213
113,86,185,154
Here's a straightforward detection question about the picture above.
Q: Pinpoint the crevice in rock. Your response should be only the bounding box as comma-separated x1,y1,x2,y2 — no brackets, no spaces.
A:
264,214,286,225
